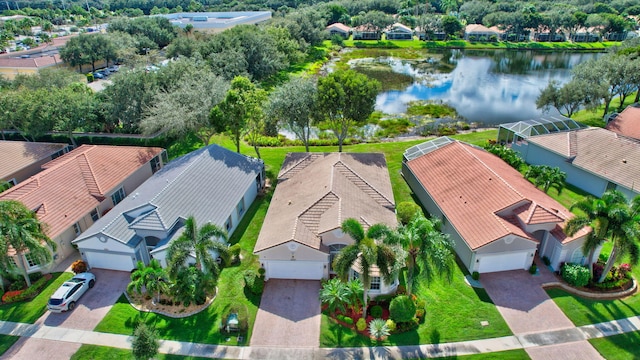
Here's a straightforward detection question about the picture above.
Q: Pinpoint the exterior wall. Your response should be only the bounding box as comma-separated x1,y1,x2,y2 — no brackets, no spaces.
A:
474,235,537,254
227,184,259,235
353,31,381,40
386,31,413,40
321,228,353,247
0,63,64,80
328,29,349,38
258,243,328,263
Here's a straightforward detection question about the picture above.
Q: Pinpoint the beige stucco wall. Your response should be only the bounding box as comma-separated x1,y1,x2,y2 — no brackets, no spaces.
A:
258,242,328,263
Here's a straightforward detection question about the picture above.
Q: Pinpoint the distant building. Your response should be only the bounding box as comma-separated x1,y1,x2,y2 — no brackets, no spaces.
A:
0,140,72,187
326,22,351,39
157,11,272,33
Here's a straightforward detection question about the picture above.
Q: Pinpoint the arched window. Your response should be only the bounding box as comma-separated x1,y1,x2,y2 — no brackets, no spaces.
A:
570,248,586,265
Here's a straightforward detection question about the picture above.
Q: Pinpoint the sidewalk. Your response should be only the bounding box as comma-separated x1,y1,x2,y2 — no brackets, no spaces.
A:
0,316,639,359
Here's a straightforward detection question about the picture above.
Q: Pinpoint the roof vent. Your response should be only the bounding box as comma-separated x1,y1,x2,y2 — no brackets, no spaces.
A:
622,159,627,163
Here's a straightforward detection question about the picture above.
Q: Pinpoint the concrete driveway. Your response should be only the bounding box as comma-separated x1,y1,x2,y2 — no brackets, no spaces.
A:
481,262,603,359
1,269,130,360
250,279,321,348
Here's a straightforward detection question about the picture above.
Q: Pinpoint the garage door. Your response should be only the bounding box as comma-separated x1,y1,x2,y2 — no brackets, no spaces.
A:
477,252,531,273
267,260,324,280
86,251,135,272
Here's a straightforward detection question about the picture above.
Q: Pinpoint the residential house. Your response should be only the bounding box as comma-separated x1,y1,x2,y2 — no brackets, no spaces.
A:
570,28,600,42
157,11,272,33
402,137,592,273
511,127,640,200
464,24,500,41
73,145,265,271
533,32,566,42
0,145,165,274
254,153,398,297
606,104,640,141
353,24,381,40
0,140,72,187
385,23,413,40
415,26,446,40
326,22,351,39
0,54,63,80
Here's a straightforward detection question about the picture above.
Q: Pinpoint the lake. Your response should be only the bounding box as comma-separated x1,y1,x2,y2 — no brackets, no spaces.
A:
370,50,601,125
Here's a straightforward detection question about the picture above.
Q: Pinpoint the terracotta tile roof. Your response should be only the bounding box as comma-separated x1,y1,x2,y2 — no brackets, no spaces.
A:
0,145,163,239
527,128,640,192
405,140,587,250
606,105,640,140
326,22,351,32
465,24,497,33
0,54,62,69
0,141,69,180
255,153,397,253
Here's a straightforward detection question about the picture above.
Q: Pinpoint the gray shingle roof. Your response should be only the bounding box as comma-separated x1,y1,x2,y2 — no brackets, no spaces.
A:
74,145,264,246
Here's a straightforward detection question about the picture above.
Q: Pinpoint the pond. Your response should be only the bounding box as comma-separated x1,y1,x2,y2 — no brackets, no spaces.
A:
367,50,601,125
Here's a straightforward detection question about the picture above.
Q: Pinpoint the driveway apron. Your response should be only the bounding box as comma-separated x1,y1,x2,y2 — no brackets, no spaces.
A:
481,262,603,359
1,269,130,359
250,279,321,348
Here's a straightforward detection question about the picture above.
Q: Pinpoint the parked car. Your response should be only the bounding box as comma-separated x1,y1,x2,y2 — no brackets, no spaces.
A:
92,72,105,79
47,272,96,312
107,65,119,72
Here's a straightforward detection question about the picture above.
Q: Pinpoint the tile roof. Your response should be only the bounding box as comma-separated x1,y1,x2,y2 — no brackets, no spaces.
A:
606,105,640,140
0,54,62,69
0,145,163,239
74,145,264,246
326,22,351,32
255,153,397,253
405,139,588,250
386,23,412,32
0,140,69,180
527,127,640,192
465,24,497,33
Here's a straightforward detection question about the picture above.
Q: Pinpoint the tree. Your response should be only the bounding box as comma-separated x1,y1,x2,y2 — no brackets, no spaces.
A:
166,216,230,281
50,83,98,146
483,143,524,169
132,323,159,360
333,218,401,317
442,15,462,39
317,70,381,152
171,265,213,306
140,70,229,146
524,165,566,194
266,76,318,152
319,278,349,316
127,259,168,304
565,190,640,283
536,79,591,118
389,215,455,296
0,200,56,287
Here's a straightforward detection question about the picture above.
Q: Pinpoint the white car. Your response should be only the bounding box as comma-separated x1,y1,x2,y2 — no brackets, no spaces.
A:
47,272,96,312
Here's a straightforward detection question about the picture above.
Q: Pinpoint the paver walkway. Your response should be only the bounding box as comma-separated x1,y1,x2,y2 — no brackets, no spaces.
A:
481,259,603,359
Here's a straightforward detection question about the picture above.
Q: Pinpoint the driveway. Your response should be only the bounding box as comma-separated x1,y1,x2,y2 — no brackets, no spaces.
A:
1,269,130,360
481,262,603,359
250,279,321,348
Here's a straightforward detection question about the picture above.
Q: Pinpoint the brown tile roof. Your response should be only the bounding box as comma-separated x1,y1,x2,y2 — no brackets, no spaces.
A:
0,54,62,69
255,153,397,253
405,140,587,250
0,145,163,239
527,128,640,192
606,105,640,140
465,24,497,33
0,141,69,180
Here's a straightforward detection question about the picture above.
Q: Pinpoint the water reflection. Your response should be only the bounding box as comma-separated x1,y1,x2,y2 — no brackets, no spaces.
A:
374,50,600,124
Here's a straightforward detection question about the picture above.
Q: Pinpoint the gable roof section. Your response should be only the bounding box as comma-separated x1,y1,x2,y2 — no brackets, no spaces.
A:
74,145,264,246
0,145,163,239
465,24,497,33
0,140,69,180
404,139,586,250
386,23,412,33
606,105,640,140
326,22,350,33
527,127,640,192
255,153,396,253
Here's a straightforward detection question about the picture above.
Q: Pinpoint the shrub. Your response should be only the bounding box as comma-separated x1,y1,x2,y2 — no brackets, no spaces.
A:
370,305,383,318
529,264,537,274
396,202,422,225
132,323,159,360
389,295,416,323
369,318,390,340
2,275,50,303
396,285,406,295
472,271,480,280
337,314,353,325
395,318,420,332
2,290,24,303
243,270,265,295
415,308,425,320
385,319,396,332
9,279,26,291
29,272,43,282
561,263,590,287
542,256,551,266
86,73,94,83
229,244,241,264
356,317,367,331
71,260,88,274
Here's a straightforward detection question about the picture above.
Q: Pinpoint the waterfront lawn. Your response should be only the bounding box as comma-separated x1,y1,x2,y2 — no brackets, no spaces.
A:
572,92,639,128
71,345,212,360
589,332,640,360
0,272,73,323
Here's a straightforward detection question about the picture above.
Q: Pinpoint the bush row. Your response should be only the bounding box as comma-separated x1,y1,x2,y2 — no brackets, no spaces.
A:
2,274,51,303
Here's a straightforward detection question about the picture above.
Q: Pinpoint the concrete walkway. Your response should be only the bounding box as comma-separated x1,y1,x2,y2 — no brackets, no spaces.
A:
0,316,638,359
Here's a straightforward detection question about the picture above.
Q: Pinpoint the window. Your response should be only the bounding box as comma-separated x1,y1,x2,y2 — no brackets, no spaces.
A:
329,244,346,272
606,182,617,191
161,150,168,164
370,276,381,290
225,216,233,232
150,155,161,174
73,222,81,236
236,197,245,217
24,253,40,268
111,187,126,205
8,257,17,268
90,209,99,222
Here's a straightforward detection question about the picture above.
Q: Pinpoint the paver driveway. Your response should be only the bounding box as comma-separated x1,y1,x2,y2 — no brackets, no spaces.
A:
481,262,603,359
1,269,130,360
250,279,321,348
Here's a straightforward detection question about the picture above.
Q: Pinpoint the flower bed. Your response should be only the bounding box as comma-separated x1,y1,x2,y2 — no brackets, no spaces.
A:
1,274,53,304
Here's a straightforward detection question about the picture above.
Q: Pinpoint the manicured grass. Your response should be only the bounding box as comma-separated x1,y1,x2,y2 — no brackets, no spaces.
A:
572,92,639,128
0,272,73,323
589,332,640,360
455,350,530,359
70,345,212,360
544,183,592,212
0,335,19,355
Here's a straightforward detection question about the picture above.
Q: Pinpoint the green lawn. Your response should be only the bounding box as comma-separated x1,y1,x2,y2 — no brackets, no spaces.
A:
70,345,213,360
0,335,19,355
589,332,640,360
572,93,639,128
0,272,73,323
543,182,592,212
454,350,530,359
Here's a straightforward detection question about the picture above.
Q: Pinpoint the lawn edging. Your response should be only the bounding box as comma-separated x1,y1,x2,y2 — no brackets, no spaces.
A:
123,288,217,319
542,278,637,300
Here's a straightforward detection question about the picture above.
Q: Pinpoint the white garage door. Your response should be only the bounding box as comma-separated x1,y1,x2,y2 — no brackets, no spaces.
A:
477,252,531,273
86,251,135,272
267,260,324,280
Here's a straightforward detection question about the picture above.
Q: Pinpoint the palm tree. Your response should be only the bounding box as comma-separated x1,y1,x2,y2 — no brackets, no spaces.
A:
389,215,455,297
0,200,56,287
166,216,230,280
525,165,566,194
333,218,401,318
565,190,640,283
368,318,390,341
345,279,364,315
128,259,168,305
319,278,349,316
